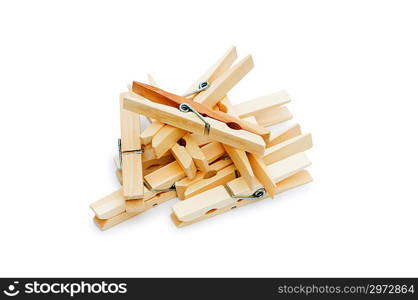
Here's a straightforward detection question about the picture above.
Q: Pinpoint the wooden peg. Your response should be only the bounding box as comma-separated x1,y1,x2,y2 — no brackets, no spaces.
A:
172,153,311,226
126,190,176,213
141,121,165,145
189,133,211,147
143,164,166,176
223,145,257,189
267,152,312,183
263,133,313,165
123,95,266,155
217,96,236,115
267,123,302,147
276,170,312,193
234,91,290,119
170,143,197,180
172,185,234,222
144,160,185,190
171,170,313,227
94,211,140,231
119,94,143,200
182,134,209,172
90,189,126,220
254,106,292,127
152,125,187,158
145,140,228,191
193,55,254,108
228,152,312,197
144,74,161,123
248,153,276,199
201,141,226,163
132,81,270,139
183,165,236,200
175,157,233,200
142,147,174,170
184,46,238,97
95,189,177,230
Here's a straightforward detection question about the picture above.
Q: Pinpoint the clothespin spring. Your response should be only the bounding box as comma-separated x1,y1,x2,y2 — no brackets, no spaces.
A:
118,138,144,167
182,81,210,97
225,185,266,200
179,103,210,135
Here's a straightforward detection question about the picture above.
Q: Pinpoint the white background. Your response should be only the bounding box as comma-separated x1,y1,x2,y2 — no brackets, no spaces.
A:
0,0,417,277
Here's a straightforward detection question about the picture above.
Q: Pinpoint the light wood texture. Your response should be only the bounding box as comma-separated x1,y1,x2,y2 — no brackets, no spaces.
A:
171,170,313,227
141,121,164,145
263,133,313,165
126,190,176,213
224,145,257,189
175,158,233,200
123,94,266,155
193,55,254,107
189,133,211,147
201,141,226,163
152,125,187,158
276,170,313,192
242,116,258,124
248,153,276,199
267,152,312,183
268,124,302,147
184,46,238,97
94,189,178,230
254,106,292,127
142,147,174,169
227,152,312,197
120,94,141,152
218,96,236,115
132,81,270,139
120,94,143,199
183,165,236,200
170,143,197,179
121,154,143,200
172,185,234,222
90,189,125,220
143,164,165,176
145,73,159,122
144,160,185,190
182,134,209,172
94,211,140,231
234,91,290,118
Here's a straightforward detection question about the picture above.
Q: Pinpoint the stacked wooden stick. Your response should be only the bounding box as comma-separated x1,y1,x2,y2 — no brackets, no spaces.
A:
90,47,313,230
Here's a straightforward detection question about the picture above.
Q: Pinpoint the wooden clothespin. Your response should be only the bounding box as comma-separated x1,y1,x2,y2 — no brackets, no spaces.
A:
233,90,292,127
144,141,227,191
176,157,234,200
94,190,177,231
171,170,313,227
131,81,270,140
119,93,144,200
267,123,302,147
182,134,209,172
192,55,254,108
123,95,266,155
171,152,312,227
136,47,241,161
183,46,238,98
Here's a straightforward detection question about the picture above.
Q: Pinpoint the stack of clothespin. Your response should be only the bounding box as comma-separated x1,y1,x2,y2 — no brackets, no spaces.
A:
90,47,313,230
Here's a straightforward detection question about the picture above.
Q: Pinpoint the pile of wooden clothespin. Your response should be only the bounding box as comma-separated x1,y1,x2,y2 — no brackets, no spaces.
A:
90,47,313,230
